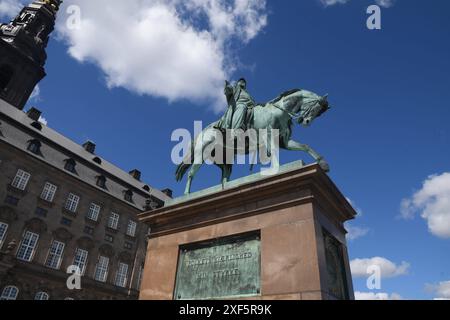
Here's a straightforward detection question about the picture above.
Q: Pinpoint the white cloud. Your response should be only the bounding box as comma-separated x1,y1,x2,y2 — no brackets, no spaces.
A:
426,281,450,300
320,0,395,8
30,85,40,101
320,0,350,7
350,257,410,278
55,0,268,111
0,0,22,18
400,173,450,239
375,0,395,8
345,224,369,241
355,291,402,300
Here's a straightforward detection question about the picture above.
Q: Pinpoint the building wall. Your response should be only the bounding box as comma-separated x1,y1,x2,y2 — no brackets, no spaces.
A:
0,103,168,300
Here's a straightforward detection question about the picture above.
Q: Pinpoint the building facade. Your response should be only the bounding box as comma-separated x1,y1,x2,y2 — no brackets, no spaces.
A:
0,1,171,300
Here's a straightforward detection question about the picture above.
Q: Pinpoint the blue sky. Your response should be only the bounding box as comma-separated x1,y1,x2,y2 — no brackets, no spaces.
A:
2,0,449,299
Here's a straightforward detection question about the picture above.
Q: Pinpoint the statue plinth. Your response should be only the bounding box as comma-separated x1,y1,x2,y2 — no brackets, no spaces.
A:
138,162,356,300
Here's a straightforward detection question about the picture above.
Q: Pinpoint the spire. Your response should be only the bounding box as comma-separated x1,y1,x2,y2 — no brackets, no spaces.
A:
0,1,62,109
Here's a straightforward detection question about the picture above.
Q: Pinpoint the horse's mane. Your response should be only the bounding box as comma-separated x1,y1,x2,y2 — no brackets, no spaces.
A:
264,88,301,106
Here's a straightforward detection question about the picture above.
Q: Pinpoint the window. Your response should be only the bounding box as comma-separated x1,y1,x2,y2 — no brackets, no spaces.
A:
124,190,133,202
94,256,109,282
45,240,65,269
11,169,31,190
35,207,48,217
83,226,94,235
34,291,49,300
4,195,19,206
16,231,39,262
126,220,137,237
107,212,119,230
40,182,57,202
104,234,114,243
0,286,18,300
65,193,80,213
27,139,41,154
96,175,106,188
93,157,102,165
115,262,129,288
60,217,72,227
0,65,14,91
64,159,76,173
0,222,8,249
73,248,88,275
87,203,101,221
124,242,133,250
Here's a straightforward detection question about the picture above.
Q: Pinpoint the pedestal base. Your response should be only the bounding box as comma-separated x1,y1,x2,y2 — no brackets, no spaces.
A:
139,162,356,300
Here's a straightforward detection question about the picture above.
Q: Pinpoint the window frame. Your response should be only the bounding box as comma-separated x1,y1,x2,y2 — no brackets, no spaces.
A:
114,262,129,288
45,240,65,270
126,220,137,237
107,212,120,230
40,182,58,203
34,291,49,300
94,255,109,283
87,203,101,221
16,230,39,262
11,169,31,191
73,248,89,276
65,193,80,213
0,285,19,300
0,222,8,250
27,139,41,154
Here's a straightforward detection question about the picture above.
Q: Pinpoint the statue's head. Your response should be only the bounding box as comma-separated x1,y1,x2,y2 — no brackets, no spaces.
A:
298,91,330,127
237,78,247,89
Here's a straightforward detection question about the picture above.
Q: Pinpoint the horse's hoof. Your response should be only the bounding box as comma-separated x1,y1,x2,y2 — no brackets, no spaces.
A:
319,159,330,172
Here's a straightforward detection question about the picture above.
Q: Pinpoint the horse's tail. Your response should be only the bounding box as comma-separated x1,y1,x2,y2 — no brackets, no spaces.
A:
175,140,195,182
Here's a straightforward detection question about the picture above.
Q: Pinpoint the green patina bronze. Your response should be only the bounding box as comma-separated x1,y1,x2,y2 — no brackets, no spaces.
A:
174,233,261,300
176,79,331,194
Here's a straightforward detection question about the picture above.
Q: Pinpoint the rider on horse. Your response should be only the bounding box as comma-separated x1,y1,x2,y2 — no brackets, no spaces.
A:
216,78,256,131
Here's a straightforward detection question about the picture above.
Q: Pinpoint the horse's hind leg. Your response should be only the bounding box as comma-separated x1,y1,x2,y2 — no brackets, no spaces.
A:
185,163,202,194
220,164,232,188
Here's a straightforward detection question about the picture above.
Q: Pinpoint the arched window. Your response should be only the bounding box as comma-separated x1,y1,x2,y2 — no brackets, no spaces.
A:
124,190,133,203
96,175,106,189
34,291,49,300
0,65,14,92
0,285,19,300
27,139,42,154
64,158,77,173
93,157,102,165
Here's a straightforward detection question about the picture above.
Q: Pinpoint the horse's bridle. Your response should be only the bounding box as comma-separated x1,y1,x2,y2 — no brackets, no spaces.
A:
270,99,304,120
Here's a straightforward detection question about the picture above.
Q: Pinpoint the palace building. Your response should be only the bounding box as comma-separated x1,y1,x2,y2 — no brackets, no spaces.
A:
0,1,171,300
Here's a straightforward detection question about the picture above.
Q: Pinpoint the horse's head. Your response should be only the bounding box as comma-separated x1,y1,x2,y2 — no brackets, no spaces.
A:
296,90,331,127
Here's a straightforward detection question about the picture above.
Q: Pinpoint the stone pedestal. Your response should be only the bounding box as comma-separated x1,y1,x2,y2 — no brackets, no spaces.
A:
138,162,356,300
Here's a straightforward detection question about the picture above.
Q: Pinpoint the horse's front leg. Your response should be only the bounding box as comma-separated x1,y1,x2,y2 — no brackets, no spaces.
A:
286,139,330,172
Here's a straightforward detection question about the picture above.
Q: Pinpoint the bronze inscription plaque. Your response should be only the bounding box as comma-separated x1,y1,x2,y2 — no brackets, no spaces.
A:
174,233,261,300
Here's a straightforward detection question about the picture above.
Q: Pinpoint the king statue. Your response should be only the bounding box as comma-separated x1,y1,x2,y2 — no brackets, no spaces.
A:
216,78,256,131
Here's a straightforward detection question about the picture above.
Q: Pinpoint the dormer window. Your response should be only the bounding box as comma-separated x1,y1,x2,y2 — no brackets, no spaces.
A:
64,159,77,173
27,139,41,154
93,157,102,165
31,121,42,130
124,190,133,203
142,185,150,192
96,175,106,189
